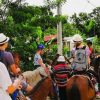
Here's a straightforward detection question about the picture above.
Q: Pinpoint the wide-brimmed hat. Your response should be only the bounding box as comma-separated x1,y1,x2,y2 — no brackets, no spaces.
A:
73,34,83,42
57,56,66,62
0,33,9,45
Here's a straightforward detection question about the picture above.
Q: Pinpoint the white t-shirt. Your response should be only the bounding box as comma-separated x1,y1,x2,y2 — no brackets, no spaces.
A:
0,62,12,100
34,53,42,66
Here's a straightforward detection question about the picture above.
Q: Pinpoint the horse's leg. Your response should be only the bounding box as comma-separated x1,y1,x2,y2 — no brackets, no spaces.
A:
48,82,59,100
98,67,100,92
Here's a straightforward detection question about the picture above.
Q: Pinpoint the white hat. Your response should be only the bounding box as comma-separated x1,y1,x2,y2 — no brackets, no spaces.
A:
73,34,83,42
0,33,9,45
57,56,66,62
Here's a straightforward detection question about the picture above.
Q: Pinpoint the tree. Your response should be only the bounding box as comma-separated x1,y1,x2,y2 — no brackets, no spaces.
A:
89,7,100,37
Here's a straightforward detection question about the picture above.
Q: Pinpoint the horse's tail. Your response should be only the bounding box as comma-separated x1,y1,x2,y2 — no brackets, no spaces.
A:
67,77,81,100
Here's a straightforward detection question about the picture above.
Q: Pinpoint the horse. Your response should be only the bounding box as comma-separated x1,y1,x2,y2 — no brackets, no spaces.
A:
66,75,96,100
22,70,54,100
92,55,100,92
92,55,100,76
26,77,53,100
12,52,57,100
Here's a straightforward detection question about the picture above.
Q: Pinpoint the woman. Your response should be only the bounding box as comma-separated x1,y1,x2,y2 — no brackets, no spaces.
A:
0,62,21,100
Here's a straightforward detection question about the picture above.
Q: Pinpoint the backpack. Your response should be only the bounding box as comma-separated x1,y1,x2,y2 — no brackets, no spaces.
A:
0,51,4,62
72,46,88,70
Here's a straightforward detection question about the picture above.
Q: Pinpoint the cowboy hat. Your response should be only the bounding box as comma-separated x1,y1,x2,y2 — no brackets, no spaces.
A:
73,34,83,42
57,56,66,62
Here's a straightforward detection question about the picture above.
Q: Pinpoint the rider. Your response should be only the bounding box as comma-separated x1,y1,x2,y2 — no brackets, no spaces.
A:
71,34,100,98
86,41,94,66
52,55,71,100
71,34,90,72
34,44,48,76
34,44,45,69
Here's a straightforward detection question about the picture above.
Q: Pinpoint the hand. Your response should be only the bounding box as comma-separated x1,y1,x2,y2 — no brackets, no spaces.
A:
13,78,21,88
16,68,21,73
17,84,22,90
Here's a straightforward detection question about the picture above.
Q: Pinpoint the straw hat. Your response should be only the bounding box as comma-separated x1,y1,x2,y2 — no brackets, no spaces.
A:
0,33,9,45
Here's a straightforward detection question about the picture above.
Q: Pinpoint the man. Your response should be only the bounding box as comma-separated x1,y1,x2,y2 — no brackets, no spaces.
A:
52,55,71,100
34,44,45,68
87,41,93,55
0,33,20,75
87,41,94,66
34,44,48,76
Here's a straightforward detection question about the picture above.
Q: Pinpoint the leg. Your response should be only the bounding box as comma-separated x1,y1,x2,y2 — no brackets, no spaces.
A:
58,87,67,100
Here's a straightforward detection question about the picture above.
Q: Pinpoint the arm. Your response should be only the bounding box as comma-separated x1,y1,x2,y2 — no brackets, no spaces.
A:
87,56,90,65
10,64,21,75
7,78,21,94
6,52,21,75
38,59,46,68
86,47,91,66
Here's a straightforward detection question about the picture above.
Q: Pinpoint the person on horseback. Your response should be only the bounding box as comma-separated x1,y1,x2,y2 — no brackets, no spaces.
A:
87,40,94,66
34,44,49,76
0,33,32,99
52,55,71,100
71,34,100,98
71,34,90,72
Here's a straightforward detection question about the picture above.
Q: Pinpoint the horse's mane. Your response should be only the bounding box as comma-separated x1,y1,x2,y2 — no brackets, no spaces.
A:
26,77,48,96
22,70,42,87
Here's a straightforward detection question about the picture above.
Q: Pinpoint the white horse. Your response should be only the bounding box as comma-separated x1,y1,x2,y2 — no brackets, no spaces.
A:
22,67,49,87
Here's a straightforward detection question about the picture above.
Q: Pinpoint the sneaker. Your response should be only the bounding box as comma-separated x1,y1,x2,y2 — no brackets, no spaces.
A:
96,92,100,99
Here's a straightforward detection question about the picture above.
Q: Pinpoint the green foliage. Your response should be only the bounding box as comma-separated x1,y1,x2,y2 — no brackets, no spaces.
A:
44,27,57,35
62,23,82,37
93,36,100,53
85,19,95,32
0,1,100,71
63,46,68,55
44,0,66,8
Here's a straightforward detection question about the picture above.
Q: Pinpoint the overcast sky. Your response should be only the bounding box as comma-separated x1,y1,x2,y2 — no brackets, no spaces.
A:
25,0,100,16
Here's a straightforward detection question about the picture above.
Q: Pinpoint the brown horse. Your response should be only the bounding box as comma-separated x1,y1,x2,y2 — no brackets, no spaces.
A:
12,52,56,100
66,75,96,100
26,77,53,100
22,70,54,100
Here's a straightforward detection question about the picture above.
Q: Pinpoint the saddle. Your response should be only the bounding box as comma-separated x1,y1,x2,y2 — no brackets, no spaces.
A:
72,69,98,85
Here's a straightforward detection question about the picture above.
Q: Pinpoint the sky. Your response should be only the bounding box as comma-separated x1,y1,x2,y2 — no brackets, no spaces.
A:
25,0,100,16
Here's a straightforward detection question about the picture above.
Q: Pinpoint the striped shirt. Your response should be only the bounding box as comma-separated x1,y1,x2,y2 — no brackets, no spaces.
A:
52,63,71,87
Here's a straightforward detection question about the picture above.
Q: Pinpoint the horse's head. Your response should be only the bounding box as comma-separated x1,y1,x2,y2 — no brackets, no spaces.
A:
22,70,42,87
